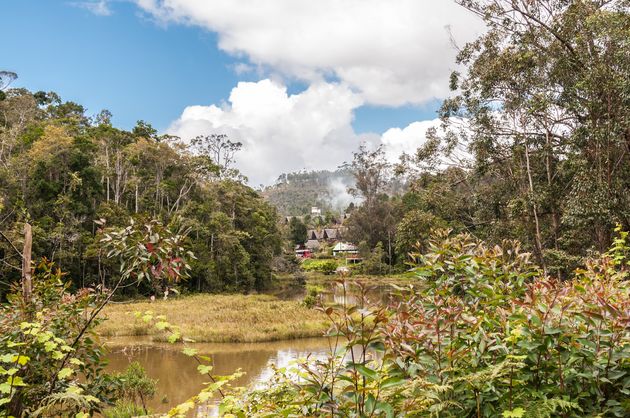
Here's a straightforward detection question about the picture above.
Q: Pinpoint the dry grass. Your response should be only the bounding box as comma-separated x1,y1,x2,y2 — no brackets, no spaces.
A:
98,294,329,343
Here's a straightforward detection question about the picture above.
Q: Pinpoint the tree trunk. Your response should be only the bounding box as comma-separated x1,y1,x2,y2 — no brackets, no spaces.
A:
524,140,546,274
22,223,32,308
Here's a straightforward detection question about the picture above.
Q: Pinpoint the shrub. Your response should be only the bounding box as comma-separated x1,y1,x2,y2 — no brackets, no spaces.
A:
319,260,337,275
0,260,115,417
217,229,630,417
102,400,147,418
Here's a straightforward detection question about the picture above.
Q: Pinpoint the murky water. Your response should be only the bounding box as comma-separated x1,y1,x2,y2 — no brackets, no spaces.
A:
105,336,330,414
103,281,403,415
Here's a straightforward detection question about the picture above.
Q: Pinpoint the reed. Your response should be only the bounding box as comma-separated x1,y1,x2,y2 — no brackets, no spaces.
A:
98,294,328,343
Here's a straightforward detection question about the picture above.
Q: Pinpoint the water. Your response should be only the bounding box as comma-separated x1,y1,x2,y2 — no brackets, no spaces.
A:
103,281,403,415
105,336,331,414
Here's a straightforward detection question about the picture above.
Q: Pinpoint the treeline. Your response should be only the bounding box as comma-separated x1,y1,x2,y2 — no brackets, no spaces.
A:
0,86,281,296
344,0,630,276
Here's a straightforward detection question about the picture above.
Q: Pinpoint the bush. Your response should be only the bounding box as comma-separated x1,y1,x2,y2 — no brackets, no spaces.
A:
301,258,339,274
112,361,156,415
319,260,337,275
102,400,147,418
0,260,115,417
217,229,630,417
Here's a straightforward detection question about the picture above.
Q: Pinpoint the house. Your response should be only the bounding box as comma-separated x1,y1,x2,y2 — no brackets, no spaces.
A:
332,242,359,256
305,239,321,251
306,229,324,241
323,228,339,240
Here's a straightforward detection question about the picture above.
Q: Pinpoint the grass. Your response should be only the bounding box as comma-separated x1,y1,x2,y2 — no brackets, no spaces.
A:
98,294,329,343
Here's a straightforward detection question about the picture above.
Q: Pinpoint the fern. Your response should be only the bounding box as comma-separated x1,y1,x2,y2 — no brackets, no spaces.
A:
525,397,582,418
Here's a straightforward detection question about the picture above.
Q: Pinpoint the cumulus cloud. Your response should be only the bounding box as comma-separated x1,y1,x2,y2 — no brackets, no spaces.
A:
381,119,443,162
166,78,461,186
166,79,380,185
134,0,484,106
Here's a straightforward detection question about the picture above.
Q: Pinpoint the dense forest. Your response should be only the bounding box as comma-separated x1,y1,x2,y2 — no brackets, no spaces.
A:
0,81,282,296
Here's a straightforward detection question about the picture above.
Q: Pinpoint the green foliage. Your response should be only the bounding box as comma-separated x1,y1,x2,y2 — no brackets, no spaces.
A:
0,87,282,297
0,260,115,417
399,0,630,272
288,216,307,246
99,217,193,294
360,242,389,275
301,258,339,274
218,229,630,417
395,209,447,262
102,400,147,418
112,362,156,415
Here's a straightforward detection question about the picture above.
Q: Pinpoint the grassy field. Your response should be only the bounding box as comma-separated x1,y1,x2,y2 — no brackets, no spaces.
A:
98,294,329,343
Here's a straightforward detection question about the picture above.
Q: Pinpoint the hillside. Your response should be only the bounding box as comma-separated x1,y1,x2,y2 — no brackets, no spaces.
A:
261,169,357,215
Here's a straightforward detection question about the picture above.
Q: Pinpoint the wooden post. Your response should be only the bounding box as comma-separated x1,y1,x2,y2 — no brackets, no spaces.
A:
22,223,32,306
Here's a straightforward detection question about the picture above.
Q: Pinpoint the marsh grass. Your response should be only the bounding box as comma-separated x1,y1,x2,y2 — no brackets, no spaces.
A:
98,294,329,343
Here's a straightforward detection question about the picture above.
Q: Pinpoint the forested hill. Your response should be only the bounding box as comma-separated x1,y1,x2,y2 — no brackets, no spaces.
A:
0,86,282,296
261,169,355,215
261,169,407,216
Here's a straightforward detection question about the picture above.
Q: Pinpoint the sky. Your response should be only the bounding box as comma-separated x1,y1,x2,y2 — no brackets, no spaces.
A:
2,0,484,185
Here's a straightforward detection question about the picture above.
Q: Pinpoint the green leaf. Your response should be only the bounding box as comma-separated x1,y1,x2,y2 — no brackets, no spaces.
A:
380,376,406,390
12,355,29,366
69,358,84,366
197,364,213,375
57,368,74,380
352,364,378,380
502,408,525,417
182,347,198,357
155,321,170,330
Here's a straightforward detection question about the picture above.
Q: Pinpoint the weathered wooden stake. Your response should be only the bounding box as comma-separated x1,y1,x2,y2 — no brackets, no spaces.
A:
22,222,32,306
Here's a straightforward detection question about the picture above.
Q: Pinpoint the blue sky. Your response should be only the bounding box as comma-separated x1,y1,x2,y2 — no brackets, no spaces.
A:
2,0,482,184
3,0,439,134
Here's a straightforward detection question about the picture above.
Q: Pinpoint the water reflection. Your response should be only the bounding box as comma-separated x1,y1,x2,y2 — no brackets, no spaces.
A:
105,337,330,414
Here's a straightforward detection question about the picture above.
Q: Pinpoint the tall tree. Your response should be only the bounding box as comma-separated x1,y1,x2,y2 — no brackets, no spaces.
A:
416,0,630,269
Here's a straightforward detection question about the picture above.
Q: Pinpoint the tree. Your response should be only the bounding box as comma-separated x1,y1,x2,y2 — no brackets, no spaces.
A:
414,0,630,267
395,210,447,263
288,217,307,246
344,145,400,264
191,134,243,180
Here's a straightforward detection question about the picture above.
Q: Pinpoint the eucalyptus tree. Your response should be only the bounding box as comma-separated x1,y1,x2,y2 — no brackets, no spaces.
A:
418,0,629,269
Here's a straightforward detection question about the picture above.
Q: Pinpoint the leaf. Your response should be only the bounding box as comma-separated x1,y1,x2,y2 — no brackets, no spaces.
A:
155,321,170,330
69,358,84,366
0,354,14,363
502,407,525,417
182,347,198,357
380,376,406,390
352,364,378,380
12,355,29,366
58,368,74,380
197,365,213,375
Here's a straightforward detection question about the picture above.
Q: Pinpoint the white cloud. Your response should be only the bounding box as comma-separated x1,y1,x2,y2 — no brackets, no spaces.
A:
166,78,461,186
74,0,112,16
167,79,375,185
134,0,484,106
381,119,442,162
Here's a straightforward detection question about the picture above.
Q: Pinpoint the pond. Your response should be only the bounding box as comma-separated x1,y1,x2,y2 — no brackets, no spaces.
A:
105,336,331,415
